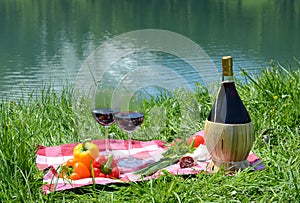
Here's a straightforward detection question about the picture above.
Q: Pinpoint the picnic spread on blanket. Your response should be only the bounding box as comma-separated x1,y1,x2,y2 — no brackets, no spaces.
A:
35,56,265,193
36,131,265,193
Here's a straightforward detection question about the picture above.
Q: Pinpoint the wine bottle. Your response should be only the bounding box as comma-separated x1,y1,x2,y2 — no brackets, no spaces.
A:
207,56,251,124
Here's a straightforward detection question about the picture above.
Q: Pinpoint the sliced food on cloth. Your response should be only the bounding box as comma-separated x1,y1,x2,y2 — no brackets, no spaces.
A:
179,144,210,168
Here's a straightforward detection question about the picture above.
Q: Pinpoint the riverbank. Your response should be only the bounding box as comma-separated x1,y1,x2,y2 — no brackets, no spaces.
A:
0,62,299,202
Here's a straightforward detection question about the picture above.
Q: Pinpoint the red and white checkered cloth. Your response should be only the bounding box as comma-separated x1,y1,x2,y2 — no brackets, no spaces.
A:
36,131,265,194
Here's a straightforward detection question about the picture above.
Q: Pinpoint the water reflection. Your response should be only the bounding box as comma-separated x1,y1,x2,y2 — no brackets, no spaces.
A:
0,0,299,99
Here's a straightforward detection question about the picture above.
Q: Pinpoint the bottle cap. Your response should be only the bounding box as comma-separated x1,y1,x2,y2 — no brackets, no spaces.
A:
222,56,233,76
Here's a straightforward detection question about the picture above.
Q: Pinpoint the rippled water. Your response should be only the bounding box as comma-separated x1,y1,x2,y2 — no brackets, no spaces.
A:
0,0,299,100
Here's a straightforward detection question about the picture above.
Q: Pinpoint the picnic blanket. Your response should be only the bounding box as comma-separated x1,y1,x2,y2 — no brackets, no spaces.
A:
36,131,265,194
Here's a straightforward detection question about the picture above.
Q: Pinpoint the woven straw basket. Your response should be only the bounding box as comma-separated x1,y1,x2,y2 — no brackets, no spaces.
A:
204,120,254,172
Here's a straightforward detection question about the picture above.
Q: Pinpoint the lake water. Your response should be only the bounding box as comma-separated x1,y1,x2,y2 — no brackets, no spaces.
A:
1,0,300,100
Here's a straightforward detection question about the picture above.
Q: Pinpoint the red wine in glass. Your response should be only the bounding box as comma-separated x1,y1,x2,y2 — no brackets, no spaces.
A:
92,108,117,126
114,112,144,132
114,112,144,168
92,108,118,155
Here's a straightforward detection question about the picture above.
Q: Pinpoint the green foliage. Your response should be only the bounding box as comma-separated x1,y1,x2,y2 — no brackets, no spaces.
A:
0,63,299,202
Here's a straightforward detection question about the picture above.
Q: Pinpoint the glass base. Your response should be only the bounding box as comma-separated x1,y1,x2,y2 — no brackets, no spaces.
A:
118,157,144,168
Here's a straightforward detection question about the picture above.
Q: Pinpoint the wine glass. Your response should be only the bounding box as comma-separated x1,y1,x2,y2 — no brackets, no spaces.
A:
91,97,118,155
114,111,144,168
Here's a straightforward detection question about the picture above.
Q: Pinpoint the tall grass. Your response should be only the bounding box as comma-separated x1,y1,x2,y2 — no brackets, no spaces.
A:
0,62,299,202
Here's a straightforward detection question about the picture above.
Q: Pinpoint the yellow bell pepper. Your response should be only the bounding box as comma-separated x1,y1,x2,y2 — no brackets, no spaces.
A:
73,140,99,169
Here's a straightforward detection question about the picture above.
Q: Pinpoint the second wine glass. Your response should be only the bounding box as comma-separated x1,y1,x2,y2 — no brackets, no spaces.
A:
114,111,144,168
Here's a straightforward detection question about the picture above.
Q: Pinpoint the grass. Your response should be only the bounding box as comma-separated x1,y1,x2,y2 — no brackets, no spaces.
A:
0,62,299,202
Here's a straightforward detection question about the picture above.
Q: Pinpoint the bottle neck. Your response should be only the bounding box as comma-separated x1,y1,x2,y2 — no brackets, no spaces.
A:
221,56,234,82
222,75,234,82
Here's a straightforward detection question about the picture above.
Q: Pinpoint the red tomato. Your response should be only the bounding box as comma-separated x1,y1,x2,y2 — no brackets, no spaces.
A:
113,160,118,168
93,156,107,168
187,135,205,148
98,172,106,178
93,156,118,168
92,155,120,179
93,167,101,177
93,167,107,178
111,167,120,179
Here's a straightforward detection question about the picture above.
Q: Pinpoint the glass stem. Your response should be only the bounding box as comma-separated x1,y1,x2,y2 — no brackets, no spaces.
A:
105,126,109,154
128,132,132,159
